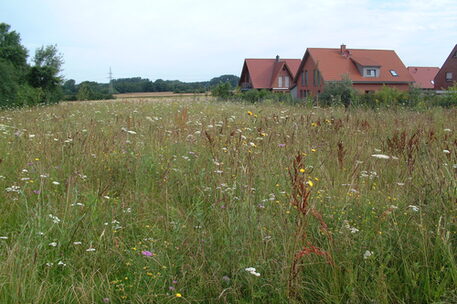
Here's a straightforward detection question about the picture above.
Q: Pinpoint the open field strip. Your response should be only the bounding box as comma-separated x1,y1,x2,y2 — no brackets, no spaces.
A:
113,92,210,99
0,98,456,303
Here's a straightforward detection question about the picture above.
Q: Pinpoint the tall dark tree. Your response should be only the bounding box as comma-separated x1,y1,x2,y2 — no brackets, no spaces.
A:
62,79,77,95
0,23,29,106
0,23,28,69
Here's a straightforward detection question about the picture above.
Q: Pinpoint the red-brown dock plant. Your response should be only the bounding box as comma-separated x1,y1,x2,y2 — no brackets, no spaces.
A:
287,153,334,299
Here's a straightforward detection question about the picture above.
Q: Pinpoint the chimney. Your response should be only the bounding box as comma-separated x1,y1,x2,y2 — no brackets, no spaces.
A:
340,44,346,55
276,55,280,62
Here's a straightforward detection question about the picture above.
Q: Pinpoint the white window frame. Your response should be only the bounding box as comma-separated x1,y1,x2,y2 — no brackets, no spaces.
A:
363,67,379,77
285,76,290,88
278,76,283,87
446,72,453,81
366,69,376,77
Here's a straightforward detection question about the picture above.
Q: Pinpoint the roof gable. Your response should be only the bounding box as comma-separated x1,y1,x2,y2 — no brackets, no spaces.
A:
434,44,457,89
242,58,301,89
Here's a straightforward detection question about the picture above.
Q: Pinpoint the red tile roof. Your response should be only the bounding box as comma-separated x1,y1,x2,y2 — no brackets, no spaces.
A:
407,66,439,89
351,55,380,67
243,58,301,89
295,48,414,84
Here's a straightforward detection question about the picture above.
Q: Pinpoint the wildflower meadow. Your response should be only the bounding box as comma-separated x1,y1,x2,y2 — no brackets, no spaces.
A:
0,97,456,303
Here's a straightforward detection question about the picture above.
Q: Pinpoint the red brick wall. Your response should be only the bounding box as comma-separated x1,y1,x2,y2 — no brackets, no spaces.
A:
434,46,457,90
296,56,324,98
271,67,293,89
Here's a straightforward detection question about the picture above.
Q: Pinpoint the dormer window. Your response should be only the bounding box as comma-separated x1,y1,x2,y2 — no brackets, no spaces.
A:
390,70,398,77
363,67,379,77
366,69,377,77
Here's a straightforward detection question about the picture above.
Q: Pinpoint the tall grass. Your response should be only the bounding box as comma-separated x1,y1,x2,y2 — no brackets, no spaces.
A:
0,97,456,303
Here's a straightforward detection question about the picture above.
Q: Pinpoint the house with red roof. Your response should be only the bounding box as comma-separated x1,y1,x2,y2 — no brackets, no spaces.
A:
239,56,301,92
434,44,457,90
292,45,414,98
407,67,439,89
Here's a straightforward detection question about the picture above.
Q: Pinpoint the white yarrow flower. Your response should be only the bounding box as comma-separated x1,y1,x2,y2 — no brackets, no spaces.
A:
48,214,61,224
245,267,261,276
371,154,390,159
363,250,373,259
408,205,419,212
49,242,58,247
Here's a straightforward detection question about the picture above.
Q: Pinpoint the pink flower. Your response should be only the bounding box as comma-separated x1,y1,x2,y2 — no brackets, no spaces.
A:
278,143,286,147
141,250,153,257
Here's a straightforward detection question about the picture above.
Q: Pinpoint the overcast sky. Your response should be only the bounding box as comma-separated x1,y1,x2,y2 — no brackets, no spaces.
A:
1,0,456,83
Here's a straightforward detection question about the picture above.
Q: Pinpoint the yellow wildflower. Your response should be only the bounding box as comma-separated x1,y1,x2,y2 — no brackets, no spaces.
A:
175,293,182,298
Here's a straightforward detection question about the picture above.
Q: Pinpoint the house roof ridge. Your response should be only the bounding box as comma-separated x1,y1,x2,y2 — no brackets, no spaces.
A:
407,66,440,69
308,47,396,52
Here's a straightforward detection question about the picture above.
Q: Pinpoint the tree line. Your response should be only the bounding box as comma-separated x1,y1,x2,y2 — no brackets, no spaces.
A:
62,74,239,101
1,22,240,106
0,23,63,107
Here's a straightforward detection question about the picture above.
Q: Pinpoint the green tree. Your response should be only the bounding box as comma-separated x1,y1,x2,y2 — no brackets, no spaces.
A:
63,79,77,95
27,45,64,103
0,60,19,106
33,45,63,73
0,23,28,69
76,82,96,100
211,82,232,100
0,23,29,106
320,76,357,107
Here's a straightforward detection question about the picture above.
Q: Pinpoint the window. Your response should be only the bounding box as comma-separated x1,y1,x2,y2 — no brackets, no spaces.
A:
305,70,308,86
390,70,398,77
285,76,290,88
366,69,377,77
301,72,305,86
446,72,453,82
278,76,283,87
314,70,320,86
